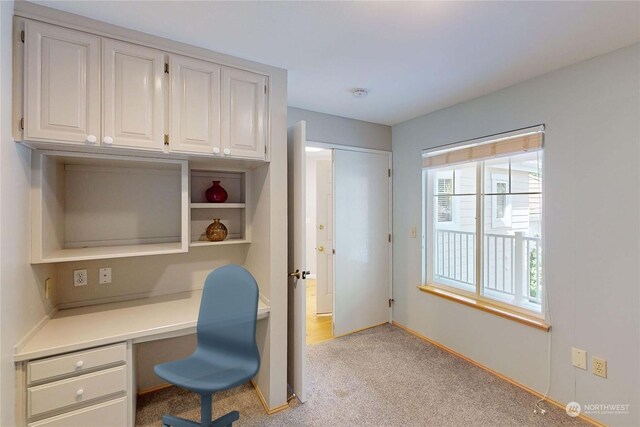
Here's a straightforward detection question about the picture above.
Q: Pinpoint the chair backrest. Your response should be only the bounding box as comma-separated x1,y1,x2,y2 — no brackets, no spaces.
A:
196,265,260,365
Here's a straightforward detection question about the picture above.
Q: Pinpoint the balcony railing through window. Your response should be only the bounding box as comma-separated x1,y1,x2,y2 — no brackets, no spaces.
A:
434,230,542,305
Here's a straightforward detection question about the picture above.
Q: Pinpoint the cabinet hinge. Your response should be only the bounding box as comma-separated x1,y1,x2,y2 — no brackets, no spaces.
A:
19,118,24,130
388,234,391,243
164,63,169,74
332,248,335,255
20,30,25,43
264,85,267,94
388,298,395,308
164,134,169,145
388,168,391,177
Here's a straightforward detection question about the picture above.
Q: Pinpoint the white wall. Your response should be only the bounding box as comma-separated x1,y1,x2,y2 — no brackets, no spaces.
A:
392,44,640,426
1,2,57,425
288,107,391,151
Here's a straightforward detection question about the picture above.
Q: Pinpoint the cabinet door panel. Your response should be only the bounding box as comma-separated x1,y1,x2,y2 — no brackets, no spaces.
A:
102,39,164,151
221,68,267,159
25,21,100,144
170,55,221,154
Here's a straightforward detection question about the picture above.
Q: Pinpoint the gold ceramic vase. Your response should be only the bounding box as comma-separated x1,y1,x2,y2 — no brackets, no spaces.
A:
206,219,228,242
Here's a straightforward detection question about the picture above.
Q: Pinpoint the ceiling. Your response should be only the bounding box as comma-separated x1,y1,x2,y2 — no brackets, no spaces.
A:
33,1,640,126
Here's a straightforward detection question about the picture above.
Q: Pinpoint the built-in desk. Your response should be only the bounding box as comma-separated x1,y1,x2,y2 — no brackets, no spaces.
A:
14,291,270,426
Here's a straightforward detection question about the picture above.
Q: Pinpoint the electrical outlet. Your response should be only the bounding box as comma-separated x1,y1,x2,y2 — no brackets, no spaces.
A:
572,347,587,370
592,357,607,378
73,269,88,287
99,267,112,284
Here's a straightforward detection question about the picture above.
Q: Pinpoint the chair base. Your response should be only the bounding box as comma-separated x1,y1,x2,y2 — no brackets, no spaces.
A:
162,410,239,427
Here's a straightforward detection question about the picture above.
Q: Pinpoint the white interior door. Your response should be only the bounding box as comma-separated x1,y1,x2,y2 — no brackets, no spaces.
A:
287,121,307,403
334,150,391,336
316,159,334,314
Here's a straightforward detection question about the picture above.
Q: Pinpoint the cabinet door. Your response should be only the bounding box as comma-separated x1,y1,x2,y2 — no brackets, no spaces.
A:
170,55,221,154
221,68,267,160
24,21,100,144
102,39,164,151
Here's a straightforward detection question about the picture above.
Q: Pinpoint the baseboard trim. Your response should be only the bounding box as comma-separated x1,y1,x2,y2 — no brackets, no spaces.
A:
251,380,290,415
137,383,173,396
392,321,605,427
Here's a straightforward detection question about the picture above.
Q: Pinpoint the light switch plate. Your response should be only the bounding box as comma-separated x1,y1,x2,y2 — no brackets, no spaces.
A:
572,347,587,370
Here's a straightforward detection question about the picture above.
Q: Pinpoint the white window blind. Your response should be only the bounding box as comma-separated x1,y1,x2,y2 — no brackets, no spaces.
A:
422,127,544,169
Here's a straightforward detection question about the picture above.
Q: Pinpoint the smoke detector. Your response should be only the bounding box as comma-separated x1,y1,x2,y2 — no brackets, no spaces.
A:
352,88,369,98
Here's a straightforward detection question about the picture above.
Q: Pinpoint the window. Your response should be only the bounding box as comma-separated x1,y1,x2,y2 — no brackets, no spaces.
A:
422,128,544,315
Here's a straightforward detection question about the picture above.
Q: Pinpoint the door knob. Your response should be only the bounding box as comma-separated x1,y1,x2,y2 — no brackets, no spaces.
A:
213,147,220,154
86,135,97,144
289,270,311,280
223,148,231,155
102,136,113,145
317,245,324,252
289,269,301,279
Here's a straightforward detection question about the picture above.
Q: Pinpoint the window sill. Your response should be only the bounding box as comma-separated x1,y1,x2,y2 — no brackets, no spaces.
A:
417,285,551,332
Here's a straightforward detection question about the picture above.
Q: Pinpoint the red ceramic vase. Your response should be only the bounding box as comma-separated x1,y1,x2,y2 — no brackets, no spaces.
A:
205,181,228,203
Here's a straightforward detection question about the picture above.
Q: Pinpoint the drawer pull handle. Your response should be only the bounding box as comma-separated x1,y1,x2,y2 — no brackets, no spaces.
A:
223,148,231,155
76,388,84,397
75,360,84,368
86,135,97,144
103,136,114,145
213,147,220,154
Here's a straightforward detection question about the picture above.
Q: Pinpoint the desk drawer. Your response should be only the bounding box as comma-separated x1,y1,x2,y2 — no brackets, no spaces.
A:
27,343,126,384
28,397,127,427
27,366,126,419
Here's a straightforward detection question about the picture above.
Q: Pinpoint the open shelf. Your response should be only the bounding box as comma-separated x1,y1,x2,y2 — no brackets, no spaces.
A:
189,169,249,246
31,151,189,263
189,239,251,248
190,203,246,209
38,242,186,263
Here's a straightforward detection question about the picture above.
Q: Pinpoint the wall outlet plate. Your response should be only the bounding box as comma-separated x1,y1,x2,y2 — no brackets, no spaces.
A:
73,269,88,287
572,347,587,370
592,357,607,378
99,267,112,284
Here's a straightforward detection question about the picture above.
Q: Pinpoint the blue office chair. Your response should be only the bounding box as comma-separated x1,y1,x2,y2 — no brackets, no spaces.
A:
154,265,261,427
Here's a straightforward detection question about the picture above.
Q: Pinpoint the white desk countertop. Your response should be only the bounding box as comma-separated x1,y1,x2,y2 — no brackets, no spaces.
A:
15,290,270,362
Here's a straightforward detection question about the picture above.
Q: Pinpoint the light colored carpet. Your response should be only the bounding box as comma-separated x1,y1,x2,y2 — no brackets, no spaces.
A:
136,324,588,426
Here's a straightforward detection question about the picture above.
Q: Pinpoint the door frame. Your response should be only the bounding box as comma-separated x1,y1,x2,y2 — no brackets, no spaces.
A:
306,141,393,325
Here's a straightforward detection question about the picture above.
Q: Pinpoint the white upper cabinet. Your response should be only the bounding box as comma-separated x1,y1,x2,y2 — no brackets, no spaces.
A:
24,21,100,145
221,68,267,160
102,39,165,152
19,19,271,161
169,55,221,155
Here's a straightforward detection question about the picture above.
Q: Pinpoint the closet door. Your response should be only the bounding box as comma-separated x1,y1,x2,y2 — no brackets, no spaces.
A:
221,68,267,160
170,55,221,155
102,39,164,151
24,21,100,145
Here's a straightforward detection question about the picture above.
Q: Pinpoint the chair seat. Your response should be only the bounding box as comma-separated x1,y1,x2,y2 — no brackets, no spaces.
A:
154,352,259,395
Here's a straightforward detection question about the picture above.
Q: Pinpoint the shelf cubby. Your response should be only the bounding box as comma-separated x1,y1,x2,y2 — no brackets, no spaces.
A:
31,151,189,263
189,169,250,247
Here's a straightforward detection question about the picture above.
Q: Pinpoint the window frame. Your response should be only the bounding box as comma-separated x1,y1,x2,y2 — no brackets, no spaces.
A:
422,133,545,321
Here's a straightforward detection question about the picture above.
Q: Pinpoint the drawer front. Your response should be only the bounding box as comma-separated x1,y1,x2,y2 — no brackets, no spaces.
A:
28,397,127,427
28,343,126,384
28,366,127,419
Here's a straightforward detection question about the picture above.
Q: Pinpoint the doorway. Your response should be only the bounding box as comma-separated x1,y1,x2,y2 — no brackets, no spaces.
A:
287,120,392,403
305,147,334,345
